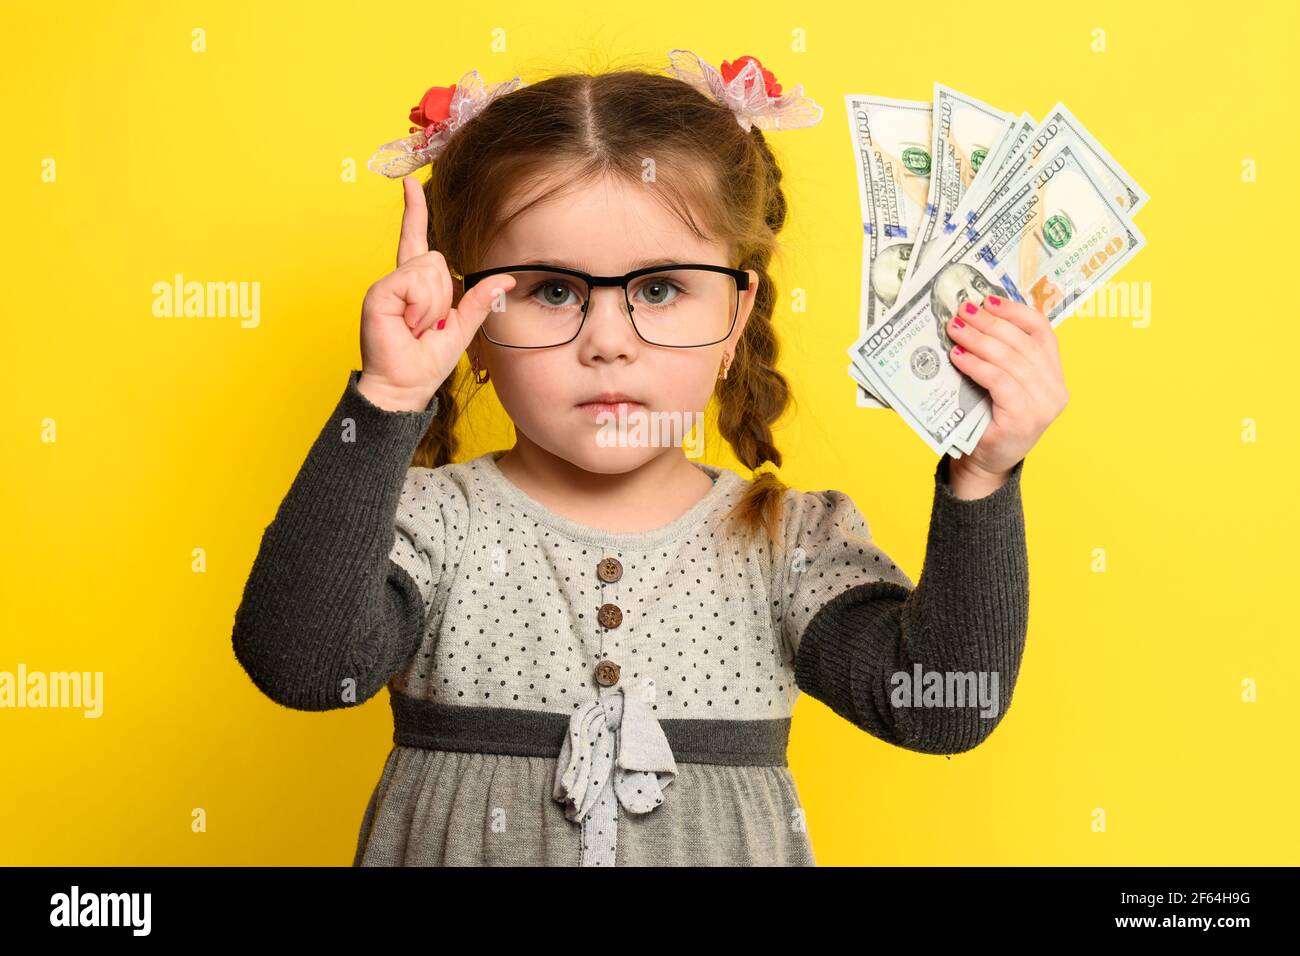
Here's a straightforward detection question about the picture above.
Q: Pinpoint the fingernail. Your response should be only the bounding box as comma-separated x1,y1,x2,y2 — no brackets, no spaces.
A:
987,294,1002,306
963,301,978,316
952,316,965,328
436,318,447,330
953,345,965,354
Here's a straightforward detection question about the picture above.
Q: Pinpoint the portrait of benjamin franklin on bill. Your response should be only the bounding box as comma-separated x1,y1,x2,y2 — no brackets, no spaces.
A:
929,261,1010,415
870,241,913,310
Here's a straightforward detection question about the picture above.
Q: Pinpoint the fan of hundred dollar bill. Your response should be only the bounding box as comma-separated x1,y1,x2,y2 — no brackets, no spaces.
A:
845,85,1148,458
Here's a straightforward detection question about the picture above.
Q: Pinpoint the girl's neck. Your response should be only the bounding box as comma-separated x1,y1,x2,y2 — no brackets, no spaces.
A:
493,440,715,535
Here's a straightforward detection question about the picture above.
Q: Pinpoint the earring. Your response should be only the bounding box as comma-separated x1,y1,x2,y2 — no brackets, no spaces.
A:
471,361,490,384
719,352,731,380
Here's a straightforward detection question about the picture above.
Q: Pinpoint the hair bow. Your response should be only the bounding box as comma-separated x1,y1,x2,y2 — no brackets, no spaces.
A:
665,48,823,132
367,69,525,178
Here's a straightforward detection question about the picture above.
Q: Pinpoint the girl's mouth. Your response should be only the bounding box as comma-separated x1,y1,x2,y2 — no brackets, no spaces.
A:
577,400,644,418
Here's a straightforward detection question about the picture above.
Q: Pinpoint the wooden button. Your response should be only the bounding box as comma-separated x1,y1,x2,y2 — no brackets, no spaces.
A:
597,557,622,583
593,659,621,687
597,603,623,629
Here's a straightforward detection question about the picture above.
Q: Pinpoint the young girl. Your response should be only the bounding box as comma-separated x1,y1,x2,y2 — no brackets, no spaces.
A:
232,50,1065,866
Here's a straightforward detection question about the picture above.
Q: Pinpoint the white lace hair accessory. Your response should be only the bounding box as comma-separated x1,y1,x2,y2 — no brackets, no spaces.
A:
368,69,526,178
665,49,823,132
368,51,821,178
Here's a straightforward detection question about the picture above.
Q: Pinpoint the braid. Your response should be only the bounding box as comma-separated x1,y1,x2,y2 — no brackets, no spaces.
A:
755,129,789,235
714,259,788,472
715,128,794,552
410,368,463,469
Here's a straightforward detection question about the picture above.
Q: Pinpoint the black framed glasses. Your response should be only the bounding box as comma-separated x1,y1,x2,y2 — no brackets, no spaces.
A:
456,263,750,349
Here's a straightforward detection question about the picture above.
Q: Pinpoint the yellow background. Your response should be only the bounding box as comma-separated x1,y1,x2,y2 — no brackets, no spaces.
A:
3,0,1296,865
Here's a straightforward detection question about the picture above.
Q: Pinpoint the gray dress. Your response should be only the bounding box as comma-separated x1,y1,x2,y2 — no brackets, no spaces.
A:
232,370,1029,866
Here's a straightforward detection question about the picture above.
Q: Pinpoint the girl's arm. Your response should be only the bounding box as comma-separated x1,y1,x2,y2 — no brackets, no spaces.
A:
783,293,1064,754
779,454,1028,755
231,369,450,712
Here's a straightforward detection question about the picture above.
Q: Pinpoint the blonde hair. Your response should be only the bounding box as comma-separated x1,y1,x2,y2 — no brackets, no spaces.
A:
408,61,797,552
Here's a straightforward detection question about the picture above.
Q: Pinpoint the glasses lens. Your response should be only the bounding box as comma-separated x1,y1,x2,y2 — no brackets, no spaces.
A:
627,268,738,347
478,267,739,348
482,270,589,347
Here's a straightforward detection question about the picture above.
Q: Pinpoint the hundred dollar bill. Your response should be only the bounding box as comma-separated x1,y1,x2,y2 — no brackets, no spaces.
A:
941,112,1037,262
850,248,897,407
880,111,1033,431
896,84,1015,297
943,108,1148,453
974,112,1035,190
928,102,1149,272
853,241,891,407
845,94,934,329
845,94,933,407
848,141,1147,455
895,112,1038,317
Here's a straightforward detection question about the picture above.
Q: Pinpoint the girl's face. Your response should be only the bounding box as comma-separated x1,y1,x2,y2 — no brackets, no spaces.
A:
465,171,759,475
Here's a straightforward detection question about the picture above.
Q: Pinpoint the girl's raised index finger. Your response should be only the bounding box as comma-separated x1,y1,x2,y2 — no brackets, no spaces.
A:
396,175,430,269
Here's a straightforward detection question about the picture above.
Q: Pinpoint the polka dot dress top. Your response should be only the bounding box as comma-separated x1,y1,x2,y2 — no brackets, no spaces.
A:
364,444,918,867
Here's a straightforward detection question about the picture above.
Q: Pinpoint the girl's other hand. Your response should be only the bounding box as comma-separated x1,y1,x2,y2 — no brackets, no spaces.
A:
357,176,516,412
945,294,1069,485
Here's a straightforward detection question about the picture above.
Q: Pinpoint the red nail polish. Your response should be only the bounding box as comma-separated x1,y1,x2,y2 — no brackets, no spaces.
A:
987,294,1002,306
952,316,965,328
963,301,978,316
954,345,965,354
436,318,447,330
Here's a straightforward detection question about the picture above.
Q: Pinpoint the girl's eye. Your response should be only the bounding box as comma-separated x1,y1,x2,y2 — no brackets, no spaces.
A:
633,278,684,307
528,281,581,309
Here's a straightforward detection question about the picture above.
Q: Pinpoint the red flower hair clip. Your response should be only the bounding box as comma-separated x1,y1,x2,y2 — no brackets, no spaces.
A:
408,84,459,133
369,69,526,178
720,55,782,99
667,49,822,132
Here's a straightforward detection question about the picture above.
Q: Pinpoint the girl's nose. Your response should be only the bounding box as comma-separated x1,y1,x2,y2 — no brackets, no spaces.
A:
582,286,637,335
576,287,642,362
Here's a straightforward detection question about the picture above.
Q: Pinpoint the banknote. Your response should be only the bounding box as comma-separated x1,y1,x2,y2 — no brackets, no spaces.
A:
911,111,1038,302
971,112,1037,200
941,105,1148,453
926,101,1148,275
853,241,891,407
896,84,1015,296
844,93,933,407
849,140,1147,455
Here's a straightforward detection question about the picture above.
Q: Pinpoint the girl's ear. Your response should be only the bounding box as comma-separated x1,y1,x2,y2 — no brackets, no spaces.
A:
736,268,761,330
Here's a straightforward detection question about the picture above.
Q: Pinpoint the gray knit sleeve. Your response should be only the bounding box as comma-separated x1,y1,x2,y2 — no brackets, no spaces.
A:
231,369,442,712
788,455,1028,755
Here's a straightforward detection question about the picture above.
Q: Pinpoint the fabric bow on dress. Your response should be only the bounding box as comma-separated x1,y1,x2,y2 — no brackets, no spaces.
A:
553,680,677,821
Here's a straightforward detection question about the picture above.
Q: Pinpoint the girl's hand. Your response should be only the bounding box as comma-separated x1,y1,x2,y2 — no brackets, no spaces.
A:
944,294,1069,491
357,176,516,412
